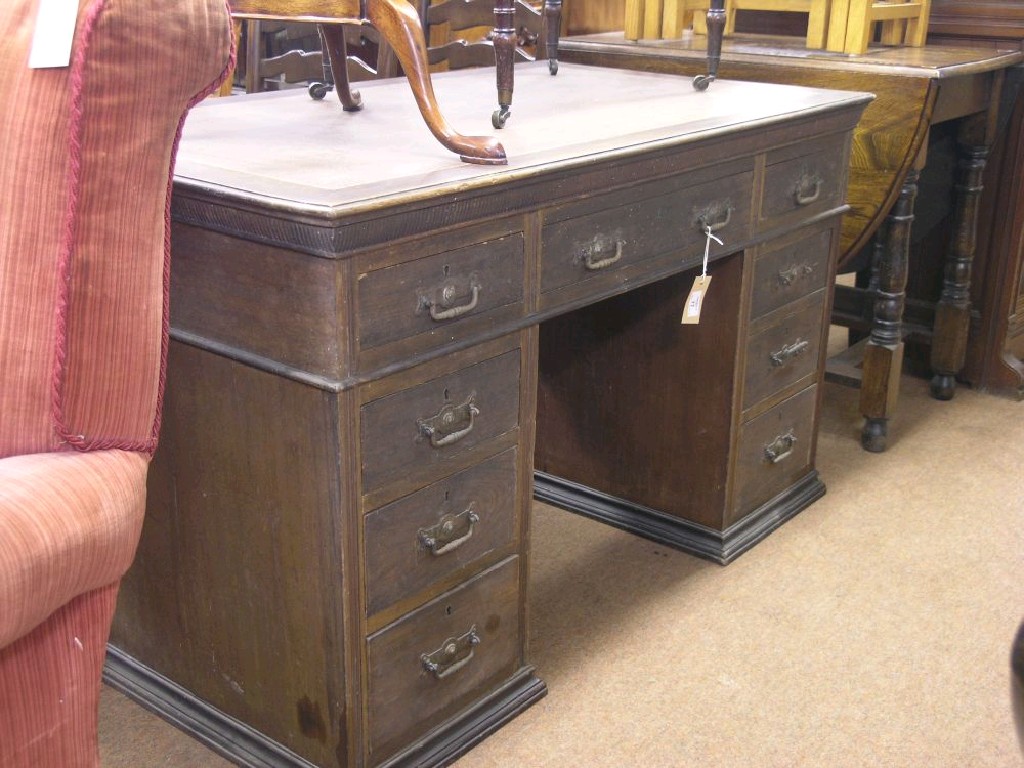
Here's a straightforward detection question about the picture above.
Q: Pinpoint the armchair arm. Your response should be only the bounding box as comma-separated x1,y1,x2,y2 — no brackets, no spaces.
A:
0,450,148,648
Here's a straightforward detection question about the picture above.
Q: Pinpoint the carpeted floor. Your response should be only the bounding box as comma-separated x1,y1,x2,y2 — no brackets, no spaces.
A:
99,365,1024,767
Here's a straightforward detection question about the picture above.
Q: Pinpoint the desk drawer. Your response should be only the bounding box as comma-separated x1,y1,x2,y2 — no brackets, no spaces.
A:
540,168,753,297
357,232,525,357
360,349,521,494
731,385,817,524
743,291,826,410
751,227,832,320
364,449,518,617
366,557,521,763
761,137,846,225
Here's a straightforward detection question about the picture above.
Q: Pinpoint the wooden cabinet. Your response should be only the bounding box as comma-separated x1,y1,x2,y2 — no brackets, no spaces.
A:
107,65,868,767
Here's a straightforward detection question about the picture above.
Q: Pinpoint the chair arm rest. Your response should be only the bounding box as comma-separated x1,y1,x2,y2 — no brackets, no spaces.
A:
0,451,148,647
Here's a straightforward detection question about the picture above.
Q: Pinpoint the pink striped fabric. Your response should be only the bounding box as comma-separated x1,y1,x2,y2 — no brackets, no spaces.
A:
0,450,148,647
0,0,233,764
0,585,120,768
0,0,235,458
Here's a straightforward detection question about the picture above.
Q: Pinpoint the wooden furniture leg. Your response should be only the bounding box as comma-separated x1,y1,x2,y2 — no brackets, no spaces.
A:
929,139,990,400
492,0,516,127
318,25,363,110
859,169,918,452
543,0,562,75
693,0,725,90
365,0,507,163
491,0,561,129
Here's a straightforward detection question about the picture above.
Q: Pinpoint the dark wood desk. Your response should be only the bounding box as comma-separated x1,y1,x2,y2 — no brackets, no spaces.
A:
105,64,867,767
559,32,1023,450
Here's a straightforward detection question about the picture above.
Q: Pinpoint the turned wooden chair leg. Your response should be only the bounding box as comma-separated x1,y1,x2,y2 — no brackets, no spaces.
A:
693,0,725,91
543,0,561,75
364,0,506,164
492,0,516,128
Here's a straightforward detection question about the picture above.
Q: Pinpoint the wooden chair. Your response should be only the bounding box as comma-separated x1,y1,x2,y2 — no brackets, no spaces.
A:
658,0,715,39
827,0,931,54
655,0,830,49
227,0,506,164
423,0,557,126
724,0,831,48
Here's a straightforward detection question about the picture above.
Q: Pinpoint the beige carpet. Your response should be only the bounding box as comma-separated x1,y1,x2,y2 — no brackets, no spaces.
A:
100,369,1024,767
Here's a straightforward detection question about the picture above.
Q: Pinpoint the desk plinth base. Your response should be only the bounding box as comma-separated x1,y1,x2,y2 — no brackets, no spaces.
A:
103,646,546,768
534,470,825,566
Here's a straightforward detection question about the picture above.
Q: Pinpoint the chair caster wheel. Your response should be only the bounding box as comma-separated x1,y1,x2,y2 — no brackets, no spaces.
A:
308,82,332,101
492,106,510,129
692,74,715,91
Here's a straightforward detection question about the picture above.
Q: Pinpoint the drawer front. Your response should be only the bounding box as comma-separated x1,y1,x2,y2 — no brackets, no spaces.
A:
360,349,521,494
364,449,518,617
366,557,521,762
743,291,826,410
751,227,831,320
731,385,817,525
540,169,753,296
761,137,846,225
357,233,525,354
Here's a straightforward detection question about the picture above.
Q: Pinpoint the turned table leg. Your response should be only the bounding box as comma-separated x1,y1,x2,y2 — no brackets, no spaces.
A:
929,141,989,400
365,0,507,164
859,169,919,452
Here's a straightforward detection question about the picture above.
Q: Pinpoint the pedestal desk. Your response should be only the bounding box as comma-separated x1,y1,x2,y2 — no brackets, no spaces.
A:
558,33,1023,450
106,64,869,768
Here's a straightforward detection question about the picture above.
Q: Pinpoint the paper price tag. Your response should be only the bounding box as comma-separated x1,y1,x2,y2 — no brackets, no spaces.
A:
681,274,712,324
29,0,78,69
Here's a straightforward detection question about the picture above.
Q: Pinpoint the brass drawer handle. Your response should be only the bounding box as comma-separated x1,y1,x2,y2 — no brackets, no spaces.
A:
421,626,481,680
764,430,797,464
417,395,479,448
580,240,624,271
793,174,823,206
418,506,480,556
696,204,732,234
420,277,481,321
769,339,810,368
776,263,814,288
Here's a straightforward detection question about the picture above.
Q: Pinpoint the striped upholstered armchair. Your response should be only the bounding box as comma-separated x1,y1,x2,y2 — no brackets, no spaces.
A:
0,1,232,765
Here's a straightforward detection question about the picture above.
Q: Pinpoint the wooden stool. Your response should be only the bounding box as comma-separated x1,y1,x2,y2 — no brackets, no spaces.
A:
724,1,831,49
657,0,714,39
828,0,931,54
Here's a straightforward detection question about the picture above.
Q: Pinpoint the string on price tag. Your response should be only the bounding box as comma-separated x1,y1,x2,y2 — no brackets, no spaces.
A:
682,225,722,325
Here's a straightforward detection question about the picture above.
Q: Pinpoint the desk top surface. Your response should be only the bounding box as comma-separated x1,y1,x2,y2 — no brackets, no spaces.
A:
175,62,869,218
561,33,1024,79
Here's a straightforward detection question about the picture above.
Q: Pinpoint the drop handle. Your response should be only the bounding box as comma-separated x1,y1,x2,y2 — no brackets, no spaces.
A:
417,395,479,448
776,263,814,288
769,339,810,367
418,506,480,556
794,174,823,206
764,431,797,464
420,277,481,321
696,205,732,234
580,240,624,271
421,626,481,680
